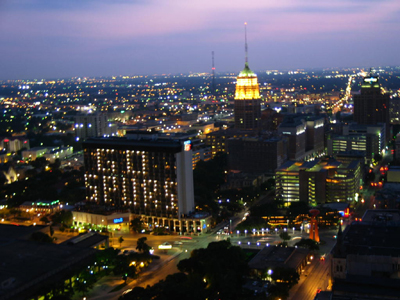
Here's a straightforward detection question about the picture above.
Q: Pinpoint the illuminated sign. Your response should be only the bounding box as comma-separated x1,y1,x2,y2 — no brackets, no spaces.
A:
184,140,191,151
113,218,123,224
364,77,378,84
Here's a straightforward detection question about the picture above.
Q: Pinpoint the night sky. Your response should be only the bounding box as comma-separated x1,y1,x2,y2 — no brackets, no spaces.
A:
1,0,400,80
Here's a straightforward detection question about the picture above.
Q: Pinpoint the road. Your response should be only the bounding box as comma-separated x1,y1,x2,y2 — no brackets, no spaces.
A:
289,256,331,300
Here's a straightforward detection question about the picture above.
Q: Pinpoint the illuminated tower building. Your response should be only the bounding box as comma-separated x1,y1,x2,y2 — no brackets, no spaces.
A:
234,23,261,131
353,73,390,142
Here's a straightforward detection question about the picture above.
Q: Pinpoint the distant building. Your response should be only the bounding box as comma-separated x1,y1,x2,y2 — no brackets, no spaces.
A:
389,97,400,124
234,62,261,131
206,129,254,158
74,112,118,141
43,146,73,163
327,123,385,160
227,136,287,174
19,199,61,213
275,158,362,206
305,116,325,153
0,136,29,153
22,146,73,162
353,74,390,142
278,116,306,161
22,147,48,161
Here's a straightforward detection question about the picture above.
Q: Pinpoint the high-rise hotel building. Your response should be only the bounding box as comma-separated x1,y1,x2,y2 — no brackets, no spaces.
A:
234,62,262,130
83,133,196,232
353,74,390,142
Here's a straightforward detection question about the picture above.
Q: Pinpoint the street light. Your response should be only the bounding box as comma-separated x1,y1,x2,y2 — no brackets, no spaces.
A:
237,230,240,237
244,230,247,237
293,227,295,234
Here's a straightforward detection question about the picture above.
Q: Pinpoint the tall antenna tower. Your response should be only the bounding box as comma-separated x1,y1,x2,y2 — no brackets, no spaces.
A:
212,51,216,95
244,22,248,66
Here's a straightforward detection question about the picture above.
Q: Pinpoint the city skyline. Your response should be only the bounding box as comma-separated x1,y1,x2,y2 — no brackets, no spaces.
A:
1,0,400,80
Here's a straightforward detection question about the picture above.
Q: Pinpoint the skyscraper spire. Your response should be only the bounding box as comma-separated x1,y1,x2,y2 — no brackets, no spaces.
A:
244,22,248,66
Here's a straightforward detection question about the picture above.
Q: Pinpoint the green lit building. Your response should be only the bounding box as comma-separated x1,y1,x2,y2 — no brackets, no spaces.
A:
275,158,362,206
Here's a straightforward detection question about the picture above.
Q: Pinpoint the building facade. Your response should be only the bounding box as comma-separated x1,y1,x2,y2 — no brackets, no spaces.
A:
353,75,390,142
83,136,197,233
278,117,306,161
227,136,286,174
234,63,261,131
275,158,362,206
75,113,118,141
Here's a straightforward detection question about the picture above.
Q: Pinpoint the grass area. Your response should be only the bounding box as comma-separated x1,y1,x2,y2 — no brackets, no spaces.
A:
109,282,127,293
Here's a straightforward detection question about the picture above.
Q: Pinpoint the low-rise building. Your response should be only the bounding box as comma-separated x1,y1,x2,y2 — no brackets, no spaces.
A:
248,246,310,278
22,147,48,161
19,199,61,213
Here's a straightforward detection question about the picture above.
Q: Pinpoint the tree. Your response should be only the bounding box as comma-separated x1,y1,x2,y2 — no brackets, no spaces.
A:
118,236,124,248
30,231,53,243
288,201,309,216
130,217,144,233
294,238,319,250
136,237,151,254
40,216,50,224
177,240,248,300
279,231,291,242
9,208,21,220
51,210,73,227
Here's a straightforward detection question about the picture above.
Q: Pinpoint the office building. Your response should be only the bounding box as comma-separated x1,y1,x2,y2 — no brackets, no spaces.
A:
305,116,325,152
75,112,118,141
278,116,306,160
353,74,390,142
327,123,384,160
83,135,198,233
234,62,261,130
206,129,254,158
227,136,286,174
275,158,362,206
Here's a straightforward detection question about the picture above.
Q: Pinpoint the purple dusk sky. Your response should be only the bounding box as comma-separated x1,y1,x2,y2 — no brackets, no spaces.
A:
0,0,400,80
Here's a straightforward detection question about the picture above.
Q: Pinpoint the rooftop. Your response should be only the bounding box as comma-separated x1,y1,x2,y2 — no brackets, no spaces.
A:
248,246,309,271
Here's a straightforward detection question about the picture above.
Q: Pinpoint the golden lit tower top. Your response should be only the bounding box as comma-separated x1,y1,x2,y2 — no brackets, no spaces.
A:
234,22,260,100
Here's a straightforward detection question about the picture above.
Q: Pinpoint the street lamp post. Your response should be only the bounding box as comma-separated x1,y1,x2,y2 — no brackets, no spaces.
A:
244,230,247,237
